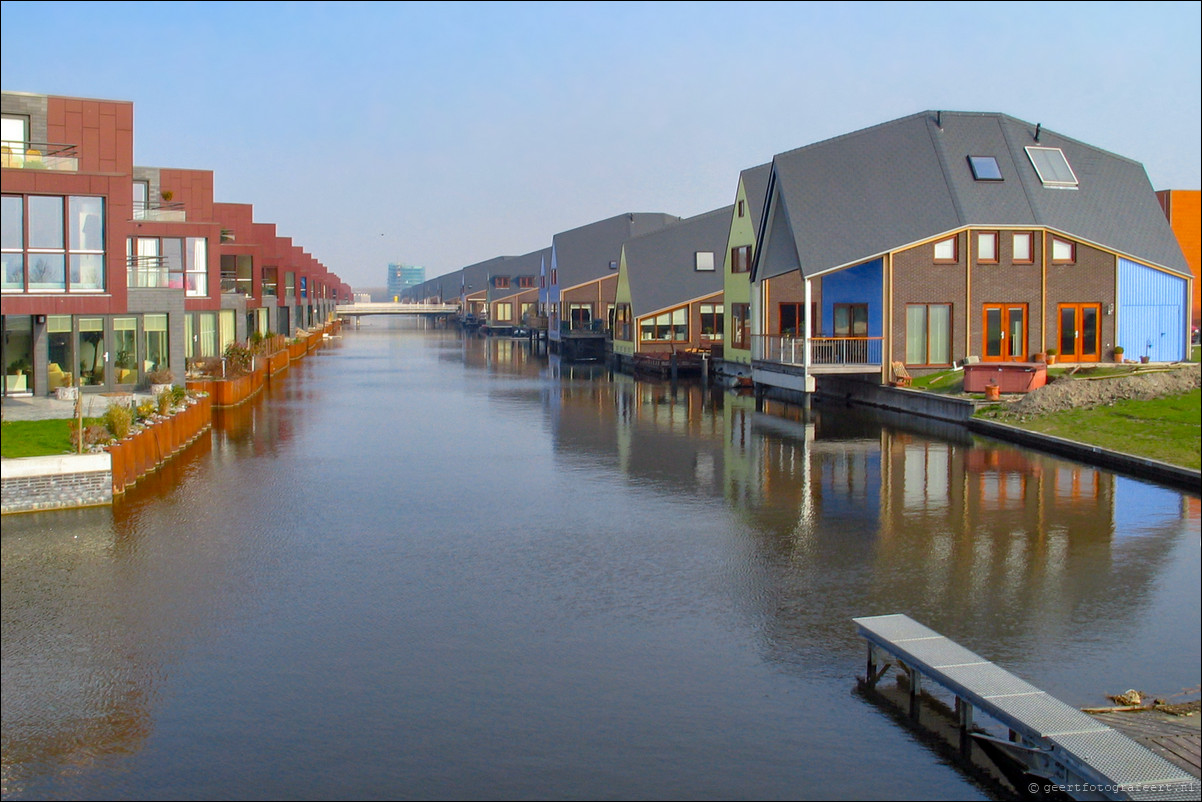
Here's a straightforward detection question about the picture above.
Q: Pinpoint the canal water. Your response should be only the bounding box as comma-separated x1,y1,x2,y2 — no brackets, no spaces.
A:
2,321,1199,800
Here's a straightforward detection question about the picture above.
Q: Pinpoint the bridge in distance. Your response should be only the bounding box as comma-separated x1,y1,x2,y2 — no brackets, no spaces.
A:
335,302,459,323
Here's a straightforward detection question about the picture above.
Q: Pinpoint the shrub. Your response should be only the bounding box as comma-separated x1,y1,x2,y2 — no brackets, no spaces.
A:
136,401,156,421
156,388,173,415
171,385,188,405
70,422,111,450
102,404,133,440
223,342,254,377
147,367,174,384
191,356,224,377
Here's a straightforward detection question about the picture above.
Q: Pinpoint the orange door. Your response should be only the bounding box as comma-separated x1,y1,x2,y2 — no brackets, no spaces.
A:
1057,303,1101,362
983,304,1027,361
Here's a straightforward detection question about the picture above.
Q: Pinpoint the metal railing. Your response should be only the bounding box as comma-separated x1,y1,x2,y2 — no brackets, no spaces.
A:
133,201,187,222
752,335,883,366
1,140,80,171
127,255,184,289
220,274,254,295
560,319,604,335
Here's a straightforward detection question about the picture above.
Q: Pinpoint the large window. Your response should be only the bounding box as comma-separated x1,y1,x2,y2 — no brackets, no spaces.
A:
186,237,208,296
614,303,633,341
47,315,74,390
833,303,868,337
779,303,815,337
130,235,201,291
731,245,752,273
731,303,750,349
905,304,951,365
133,181,150,219
568,303,593,330
640,307,688,341
144,314,169,373
2,194,105,293
3,315,33,396
113,317,137,384
198,312,217,357
699,303,723,340
78,317,105,386
494,302,513,321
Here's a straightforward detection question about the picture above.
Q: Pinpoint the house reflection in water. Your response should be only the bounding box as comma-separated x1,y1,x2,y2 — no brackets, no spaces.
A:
544,374,1191,665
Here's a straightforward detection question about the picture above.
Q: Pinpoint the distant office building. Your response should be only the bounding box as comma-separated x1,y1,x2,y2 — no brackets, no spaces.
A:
386,263,425,300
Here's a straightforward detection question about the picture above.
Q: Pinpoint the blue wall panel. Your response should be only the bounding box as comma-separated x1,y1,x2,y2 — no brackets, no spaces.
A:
1117,258,1186,362
820,258,883,337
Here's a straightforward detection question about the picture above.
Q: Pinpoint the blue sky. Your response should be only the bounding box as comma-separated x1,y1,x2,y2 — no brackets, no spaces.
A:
2,1,1199,290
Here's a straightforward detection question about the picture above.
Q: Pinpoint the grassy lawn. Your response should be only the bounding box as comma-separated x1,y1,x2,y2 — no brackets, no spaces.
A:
986,390,1201,470
1,419,99,459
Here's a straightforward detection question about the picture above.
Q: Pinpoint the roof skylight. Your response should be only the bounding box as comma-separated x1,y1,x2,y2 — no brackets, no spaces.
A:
968,156,1003,181
1025,146,1078,188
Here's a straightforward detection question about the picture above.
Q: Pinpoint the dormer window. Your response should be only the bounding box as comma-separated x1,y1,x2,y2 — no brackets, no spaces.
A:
1026,146,1078,189
968,156,1002,181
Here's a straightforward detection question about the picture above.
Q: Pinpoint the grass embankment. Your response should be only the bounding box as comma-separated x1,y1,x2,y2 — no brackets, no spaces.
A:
983,390,1201,470
1,419,99,459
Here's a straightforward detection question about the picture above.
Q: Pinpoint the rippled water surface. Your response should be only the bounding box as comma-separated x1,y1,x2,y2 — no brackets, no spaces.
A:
3,322,1199,800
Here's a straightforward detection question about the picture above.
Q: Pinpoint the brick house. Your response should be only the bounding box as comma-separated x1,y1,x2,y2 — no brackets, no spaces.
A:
750,111,1192,396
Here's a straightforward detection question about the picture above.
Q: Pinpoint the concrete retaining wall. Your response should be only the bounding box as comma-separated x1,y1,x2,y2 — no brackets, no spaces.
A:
968,418,1201,493
816,374,977,422
1,453,113,514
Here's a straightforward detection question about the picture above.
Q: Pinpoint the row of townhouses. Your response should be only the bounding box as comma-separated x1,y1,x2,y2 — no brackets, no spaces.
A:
2,90,352,399
402,111,1198,397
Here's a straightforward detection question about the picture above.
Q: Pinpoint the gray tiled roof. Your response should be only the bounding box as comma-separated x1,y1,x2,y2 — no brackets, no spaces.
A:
488,247,547,300
622,206,732,318
759,111,1189,280
459,255,514,295
741,162,772,233
552,212,680,289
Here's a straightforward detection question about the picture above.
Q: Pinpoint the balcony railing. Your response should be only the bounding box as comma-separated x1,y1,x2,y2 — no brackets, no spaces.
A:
560,319,604,335
128,255,184,289
1,140,80,171
753,335,883,367
221,274,254,295
133,201,187,222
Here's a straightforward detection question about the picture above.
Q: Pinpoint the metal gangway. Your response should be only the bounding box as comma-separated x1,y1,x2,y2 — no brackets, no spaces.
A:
854,613,1198,801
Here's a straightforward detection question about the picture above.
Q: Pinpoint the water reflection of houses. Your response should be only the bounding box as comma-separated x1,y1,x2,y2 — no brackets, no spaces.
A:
723,404,1189,661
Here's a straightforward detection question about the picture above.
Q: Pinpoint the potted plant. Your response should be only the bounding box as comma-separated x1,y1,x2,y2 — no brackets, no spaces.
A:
1045,347,1058,365
1112,345,1124,362
147,367,174,395
160,189,174,202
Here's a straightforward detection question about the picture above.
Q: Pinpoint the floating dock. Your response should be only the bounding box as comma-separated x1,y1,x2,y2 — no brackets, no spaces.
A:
854,613,1199,800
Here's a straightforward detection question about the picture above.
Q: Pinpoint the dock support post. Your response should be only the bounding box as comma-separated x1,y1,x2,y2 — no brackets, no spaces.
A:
908,667,921,722
956,697,974,758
